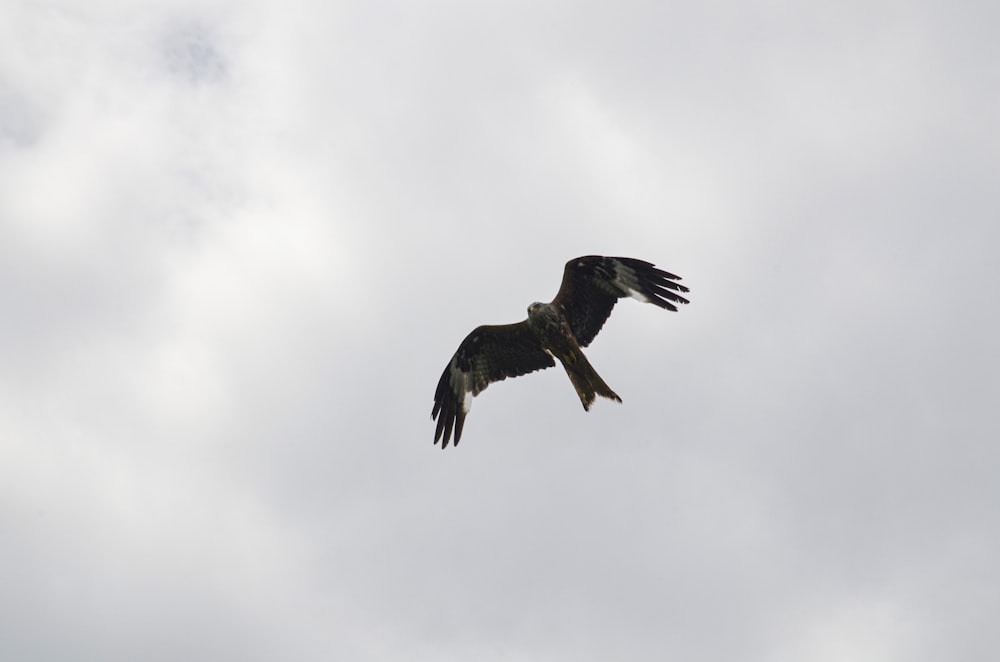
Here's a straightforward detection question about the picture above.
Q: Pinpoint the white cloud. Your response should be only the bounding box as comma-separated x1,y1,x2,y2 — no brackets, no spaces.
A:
1,0,998,659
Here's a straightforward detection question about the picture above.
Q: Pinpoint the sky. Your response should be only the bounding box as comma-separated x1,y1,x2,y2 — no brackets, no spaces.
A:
1,0,998,660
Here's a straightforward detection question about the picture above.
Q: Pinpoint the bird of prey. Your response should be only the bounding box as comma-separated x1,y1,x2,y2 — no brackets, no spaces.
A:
431,255,689,447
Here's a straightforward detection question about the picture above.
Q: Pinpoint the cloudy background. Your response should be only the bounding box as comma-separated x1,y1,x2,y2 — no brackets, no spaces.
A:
2,0,998,659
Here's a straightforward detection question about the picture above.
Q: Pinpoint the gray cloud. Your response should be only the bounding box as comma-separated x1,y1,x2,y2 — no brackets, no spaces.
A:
1,0,998,660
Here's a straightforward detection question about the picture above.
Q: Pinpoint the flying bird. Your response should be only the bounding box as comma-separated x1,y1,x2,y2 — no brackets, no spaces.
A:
431,255,689,447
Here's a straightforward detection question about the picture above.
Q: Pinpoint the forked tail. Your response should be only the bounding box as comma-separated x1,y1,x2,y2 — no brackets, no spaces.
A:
560,352,622,411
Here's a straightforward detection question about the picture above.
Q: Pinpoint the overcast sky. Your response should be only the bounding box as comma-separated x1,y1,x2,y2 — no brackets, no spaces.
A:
2,0,999,660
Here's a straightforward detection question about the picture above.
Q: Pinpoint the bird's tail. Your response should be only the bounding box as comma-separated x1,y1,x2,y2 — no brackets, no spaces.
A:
559,351,622,411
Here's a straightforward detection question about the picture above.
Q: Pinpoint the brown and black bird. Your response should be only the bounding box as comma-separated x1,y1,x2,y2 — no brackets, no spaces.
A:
431,256,689,447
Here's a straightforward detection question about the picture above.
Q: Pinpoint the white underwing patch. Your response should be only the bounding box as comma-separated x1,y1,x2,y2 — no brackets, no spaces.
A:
613,264,652,303
625,285,653,303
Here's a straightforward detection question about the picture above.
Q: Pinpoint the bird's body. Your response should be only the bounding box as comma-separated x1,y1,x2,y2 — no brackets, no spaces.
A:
432,255,689,447
526,301,621,411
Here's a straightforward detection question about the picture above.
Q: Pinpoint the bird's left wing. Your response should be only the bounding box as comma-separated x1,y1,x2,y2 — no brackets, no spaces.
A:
432,322,555,448
552,255,690,347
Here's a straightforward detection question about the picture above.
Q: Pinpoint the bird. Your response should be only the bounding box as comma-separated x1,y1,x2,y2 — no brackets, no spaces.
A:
431,255,689,447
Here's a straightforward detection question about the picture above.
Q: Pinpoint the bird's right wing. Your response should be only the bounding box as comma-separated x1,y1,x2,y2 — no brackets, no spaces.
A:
432,322,555,448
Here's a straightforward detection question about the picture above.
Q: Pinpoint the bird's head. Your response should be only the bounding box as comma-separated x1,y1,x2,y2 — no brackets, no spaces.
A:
527,302,558,327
